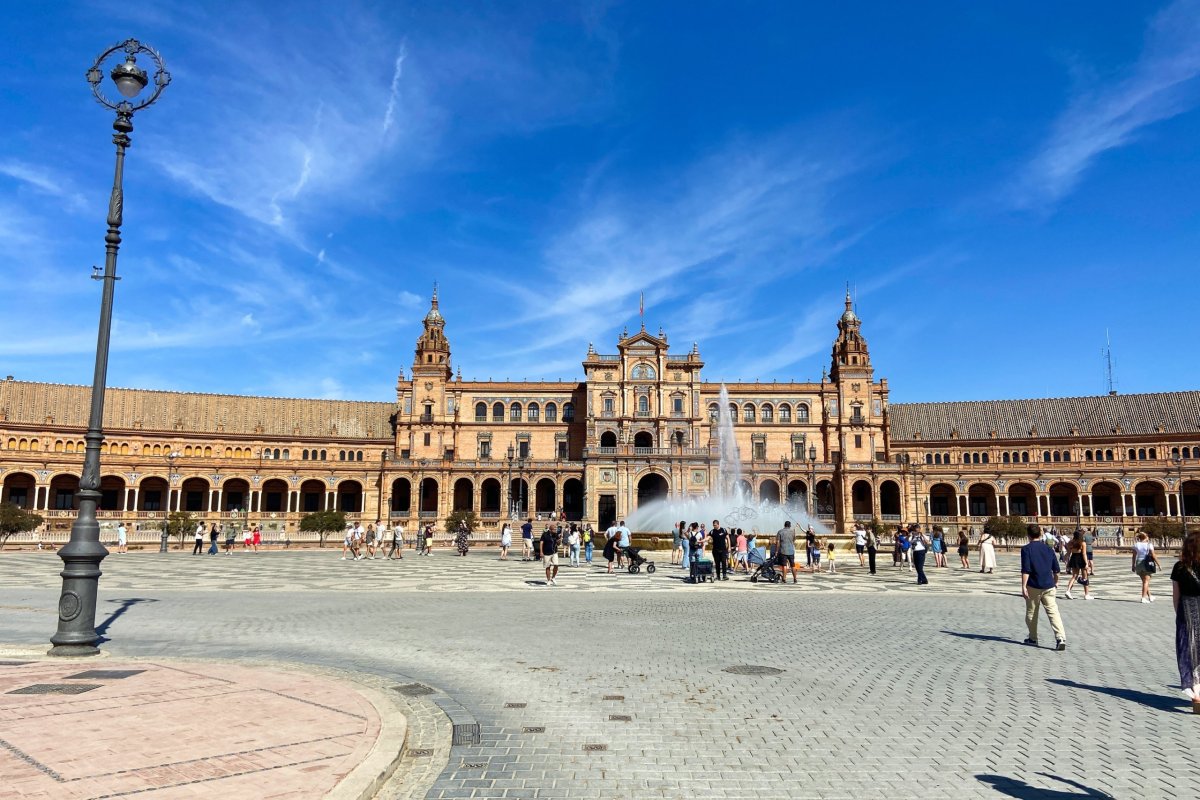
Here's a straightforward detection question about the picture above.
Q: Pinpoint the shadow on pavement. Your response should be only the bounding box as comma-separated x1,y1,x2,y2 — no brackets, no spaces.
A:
941,630,1022,646
977,773,1116,799
96,597,158,643
1047,677,1188,714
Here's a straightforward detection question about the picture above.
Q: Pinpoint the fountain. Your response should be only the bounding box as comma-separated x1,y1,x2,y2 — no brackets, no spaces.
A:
626,384,827,539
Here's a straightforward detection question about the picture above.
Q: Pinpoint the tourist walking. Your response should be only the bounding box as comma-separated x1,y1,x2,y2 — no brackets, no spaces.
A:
866,525,878,574
735,529,749,572
1021,524,1066,650
617,520,632,568
242,525,252,551
603,527,618,574
192,522,205,555
224,524,236,555
893,527,903,568
251,525,261,553
827,540,837,573
424,524,434,555
711,521,730,581
897,529,912,571
584,524,594,564
672,520,684,565
568,525,581,566
389,523,404,560
499,523,512,560
776,521,798,584
911,526,929,585
1171,532,1200,712
957,529,970,569
681,521,692,568
930,529,945,567
455,522,470,556
978,530,996,574
854,524,867,567
521,518,534,560
541,525,560,585
1064,530,1094,600
116,523,128,554
805,526,816,570
1083,528,1096,576
208,523,219,555
810,537,822,573
1132,532,1159,603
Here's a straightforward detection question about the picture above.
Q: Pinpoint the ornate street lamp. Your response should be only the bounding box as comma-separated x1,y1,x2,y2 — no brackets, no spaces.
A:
1174,454,1188,537
50,40,170,657
161,450,180,551
807,445,817,520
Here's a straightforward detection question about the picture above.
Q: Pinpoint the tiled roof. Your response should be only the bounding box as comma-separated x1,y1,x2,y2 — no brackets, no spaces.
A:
890,391,1200,442
0,381,395,439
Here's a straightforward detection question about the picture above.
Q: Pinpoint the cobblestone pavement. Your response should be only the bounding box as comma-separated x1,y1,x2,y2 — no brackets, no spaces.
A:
0,550,1193,799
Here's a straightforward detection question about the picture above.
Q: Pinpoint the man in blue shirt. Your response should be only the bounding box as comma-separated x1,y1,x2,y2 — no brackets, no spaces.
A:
1021,523,1066,650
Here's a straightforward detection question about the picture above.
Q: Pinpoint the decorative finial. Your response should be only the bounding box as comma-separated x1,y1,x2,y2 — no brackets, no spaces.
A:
622,326,628,338
456,367,462,381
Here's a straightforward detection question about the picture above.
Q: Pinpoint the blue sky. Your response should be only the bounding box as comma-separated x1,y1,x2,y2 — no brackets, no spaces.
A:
1,1,1198,403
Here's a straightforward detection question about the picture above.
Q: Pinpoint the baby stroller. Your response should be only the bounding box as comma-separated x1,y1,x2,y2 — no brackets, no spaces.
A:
748,548,782,583
688,550,714,583
624,546,656,574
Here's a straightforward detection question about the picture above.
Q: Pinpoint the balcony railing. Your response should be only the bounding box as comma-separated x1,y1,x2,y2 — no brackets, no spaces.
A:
419,414,434,424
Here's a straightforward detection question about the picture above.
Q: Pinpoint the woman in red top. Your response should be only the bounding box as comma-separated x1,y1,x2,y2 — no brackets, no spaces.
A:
251,525,261,552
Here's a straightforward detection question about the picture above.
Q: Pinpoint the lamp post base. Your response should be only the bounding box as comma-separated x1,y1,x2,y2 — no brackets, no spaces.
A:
47,643,103,658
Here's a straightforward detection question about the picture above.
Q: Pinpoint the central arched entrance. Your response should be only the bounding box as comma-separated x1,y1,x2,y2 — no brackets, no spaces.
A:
636,473,669,508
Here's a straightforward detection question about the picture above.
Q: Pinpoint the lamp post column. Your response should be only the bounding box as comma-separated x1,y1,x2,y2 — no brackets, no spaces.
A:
51,39,170,656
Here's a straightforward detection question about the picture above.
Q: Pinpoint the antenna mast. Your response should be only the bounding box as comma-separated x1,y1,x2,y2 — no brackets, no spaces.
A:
1105,329,1116,396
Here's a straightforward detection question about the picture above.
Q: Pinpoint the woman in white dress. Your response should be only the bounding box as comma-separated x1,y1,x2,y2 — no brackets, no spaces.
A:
499,523,512,560
978,530,996,574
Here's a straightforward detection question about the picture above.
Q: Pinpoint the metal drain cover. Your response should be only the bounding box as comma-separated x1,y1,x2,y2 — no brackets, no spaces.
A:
461,762,487,769
9,683,102,695
609,714,632,722
408,749,433,758
522,726,545,734
583,743,608,752
394,683,434,696
504,702,527,708
602,694,624,701
66,669,145,680
722,665,785,676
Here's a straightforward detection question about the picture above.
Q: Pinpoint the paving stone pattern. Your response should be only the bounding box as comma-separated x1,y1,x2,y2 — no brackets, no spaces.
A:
0,551,1194,799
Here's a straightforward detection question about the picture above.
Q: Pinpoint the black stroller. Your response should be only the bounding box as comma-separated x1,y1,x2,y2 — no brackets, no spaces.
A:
748,548,782,583
624,546,656,574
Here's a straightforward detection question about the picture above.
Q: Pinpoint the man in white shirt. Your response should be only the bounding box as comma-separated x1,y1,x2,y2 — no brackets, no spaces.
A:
606,523,621,567
854,524,868,567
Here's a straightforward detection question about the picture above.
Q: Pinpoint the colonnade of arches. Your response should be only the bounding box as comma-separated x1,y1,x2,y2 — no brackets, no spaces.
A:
386,475,587,520
922,479,1200,519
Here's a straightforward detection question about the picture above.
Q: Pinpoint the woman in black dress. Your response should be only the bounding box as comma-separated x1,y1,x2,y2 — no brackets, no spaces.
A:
957,529,970,569
1172,532,1200,713
603,530,618,574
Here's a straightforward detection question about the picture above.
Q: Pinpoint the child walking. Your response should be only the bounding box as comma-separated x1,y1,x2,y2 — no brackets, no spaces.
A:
827,540,836,573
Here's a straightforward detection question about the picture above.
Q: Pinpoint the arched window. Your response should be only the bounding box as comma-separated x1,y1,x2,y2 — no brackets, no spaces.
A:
779,404,791,423
339,451,346,461
761,404,774,422
1043,451,1052,462
1062,451,1070,462
1105,449,1113,461
282,449,289,459
492,402,504,422
708,403,720,421
545,403,557,422
475,402,487,421
743,405,755,423
972,453,981,464
1052,451,1060,462
510,403,521,421
1003,452,1010,463
302,449,309,460
981,453,989,464
272,448,280,459
528,403,540,422
1128,448,1136,460
797,404,809,422
926,453,933,464
357,451,364,461
1085,450,1092,461
1148,448,1157,460
203,446,213,457
1185,447,1193,458
563,403,575,422
320,449,327,460
638,396,649,414
945,453,951,463
1138,448,1147,460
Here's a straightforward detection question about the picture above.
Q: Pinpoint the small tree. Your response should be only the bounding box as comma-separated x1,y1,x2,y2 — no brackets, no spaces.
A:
164,511,195,548
867,517,890,539
445,510,478,534
1141,518,1184,543
300,509,347,548
0,503,44,549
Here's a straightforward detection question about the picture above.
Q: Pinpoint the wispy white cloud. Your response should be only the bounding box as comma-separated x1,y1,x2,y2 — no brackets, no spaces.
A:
1015,0,1200,209
0,159,88,211
382,43,407,138
462,130,869,378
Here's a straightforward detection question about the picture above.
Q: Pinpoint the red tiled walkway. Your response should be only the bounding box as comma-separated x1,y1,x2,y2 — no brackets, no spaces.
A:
0,659,382,799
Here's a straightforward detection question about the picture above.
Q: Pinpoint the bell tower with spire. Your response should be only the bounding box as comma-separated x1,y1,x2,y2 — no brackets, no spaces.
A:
413,283,452,381
830,288,871,383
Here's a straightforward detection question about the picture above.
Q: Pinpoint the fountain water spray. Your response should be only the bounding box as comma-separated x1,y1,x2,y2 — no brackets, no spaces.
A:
626,383,826,536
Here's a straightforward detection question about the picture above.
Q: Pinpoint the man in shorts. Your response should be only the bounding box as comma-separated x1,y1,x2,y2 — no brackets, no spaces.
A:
521,518,534,561
541,525,560,586
854,524,867,567
776,521,798,583
617,520,632,567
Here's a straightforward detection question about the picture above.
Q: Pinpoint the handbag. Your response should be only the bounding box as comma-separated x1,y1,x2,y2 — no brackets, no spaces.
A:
1144,557,1158,574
